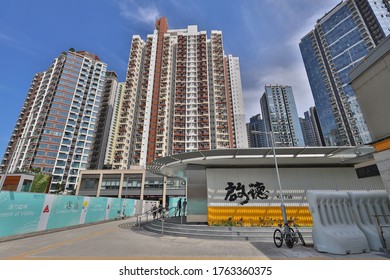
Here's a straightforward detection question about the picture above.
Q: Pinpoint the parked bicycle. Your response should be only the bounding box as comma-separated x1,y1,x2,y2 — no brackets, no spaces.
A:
273,223,294,248
273,220,306,248
289,220,306,246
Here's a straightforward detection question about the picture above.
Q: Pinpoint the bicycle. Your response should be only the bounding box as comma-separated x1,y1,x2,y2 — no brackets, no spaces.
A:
288,220,306,246
273,220,306,248
273,223,295,248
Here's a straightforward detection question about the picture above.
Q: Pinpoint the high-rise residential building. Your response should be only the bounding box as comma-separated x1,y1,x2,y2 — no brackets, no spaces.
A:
246,114,267,147
113,17,248,169
103,82,125,168
225,55,248,149
299,0,390,146
260,85,304,147
1,50,107,191
89,71,119,170
300,107,324,146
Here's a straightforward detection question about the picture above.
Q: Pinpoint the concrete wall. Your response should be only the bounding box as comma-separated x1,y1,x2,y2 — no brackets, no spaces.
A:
350,37,390,142
207,167,384,207
182,165,385,224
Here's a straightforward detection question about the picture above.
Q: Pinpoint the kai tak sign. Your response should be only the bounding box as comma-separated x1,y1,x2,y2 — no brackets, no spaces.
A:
224,181,269,205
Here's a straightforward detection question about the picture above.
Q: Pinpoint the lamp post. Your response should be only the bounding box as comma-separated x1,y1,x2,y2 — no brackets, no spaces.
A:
0,135,37,191
250,130,288,226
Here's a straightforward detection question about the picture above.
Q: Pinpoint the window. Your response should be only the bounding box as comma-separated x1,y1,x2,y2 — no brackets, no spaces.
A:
47,152,57,157
60,146,70,152
54,168,64,174
43,167,53,173
56,124,65,129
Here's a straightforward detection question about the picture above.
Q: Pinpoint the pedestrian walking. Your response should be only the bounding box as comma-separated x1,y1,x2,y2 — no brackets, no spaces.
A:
182,198,187,216
158,204,163,218
176,198,182,217
152,204,157,219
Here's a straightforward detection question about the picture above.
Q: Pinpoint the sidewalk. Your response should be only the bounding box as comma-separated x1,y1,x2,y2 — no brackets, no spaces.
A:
0,218,389,260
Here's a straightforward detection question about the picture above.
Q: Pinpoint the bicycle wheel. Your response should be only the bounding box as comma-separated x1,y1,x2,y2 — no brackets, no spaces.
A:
273,229,283,248
285,233,294,248
289,228,298,244
298,231,306,246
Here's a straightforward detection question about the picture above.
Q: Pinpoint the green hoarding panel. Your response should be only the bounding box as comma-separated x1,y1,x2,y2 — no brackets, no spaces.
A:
84,197,108,223
108,198,123,220
123,199,136,217
0,191,45,237
0,191,143,238
46,195,84,229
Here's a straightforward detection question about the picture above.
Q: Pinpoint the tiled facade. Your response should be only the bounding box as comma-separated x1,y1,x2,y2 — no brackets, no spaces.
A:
113,17,248,169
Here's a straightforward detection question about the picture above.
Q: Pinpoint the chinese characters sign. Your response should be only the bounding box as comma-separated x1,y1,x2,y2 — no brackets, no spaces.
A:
224,181,269,205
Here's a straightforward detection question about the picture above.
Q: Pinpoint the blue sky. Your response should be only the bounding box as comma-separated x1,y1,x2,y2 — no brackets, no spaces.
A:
0,0,340,157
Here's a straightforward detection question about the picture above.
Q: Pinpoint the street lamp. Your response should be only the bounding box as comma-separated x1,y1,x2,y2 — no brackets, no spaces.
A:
250,130,288,226
0,135,37,191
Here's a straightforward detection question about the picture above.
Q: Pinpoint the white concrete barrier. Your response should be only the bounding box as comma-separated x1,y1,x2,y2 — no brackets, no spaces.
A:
348,191,390,251
307,190,369,255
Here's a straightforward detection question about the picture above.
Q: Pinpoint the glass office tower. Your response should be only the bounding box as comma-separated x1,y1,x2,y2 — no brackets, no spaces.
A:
300,0,390,146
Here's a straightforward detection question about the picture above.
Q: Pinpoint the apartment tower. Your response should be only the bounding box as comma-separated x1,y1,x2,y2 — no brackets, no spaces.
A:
88,71,119,170
299,107,324,146
1,50,107,191
260,85,304,147
300,0,390,146
113,17,248,169
246,114,267,148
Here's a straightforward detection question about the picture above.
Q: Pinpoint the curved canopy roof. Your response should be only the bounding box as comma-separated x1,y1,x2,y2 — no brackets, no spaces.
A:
147,146,375,178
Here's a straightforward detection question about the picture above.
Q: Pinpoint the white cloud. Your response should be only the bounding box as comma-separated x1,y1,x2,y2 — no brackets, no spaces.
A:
242,61,314,122
117,0,160,25
0,31,39,56
239,0,342,122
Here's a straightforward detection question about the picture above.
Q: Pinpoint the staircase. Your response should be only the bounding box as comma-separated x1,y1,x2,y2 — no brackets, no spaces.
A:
140,217,313,243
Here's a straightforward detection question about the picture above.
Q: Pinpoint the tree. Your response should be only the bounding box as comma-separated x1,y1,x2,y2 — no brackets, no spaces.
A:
30,167,41,174
30,173,51,193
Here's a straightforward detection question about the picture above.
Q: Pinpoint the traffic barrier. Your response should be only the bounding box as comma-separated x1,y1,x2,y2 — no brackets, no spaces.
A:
348,191,390,251
307,190,369,255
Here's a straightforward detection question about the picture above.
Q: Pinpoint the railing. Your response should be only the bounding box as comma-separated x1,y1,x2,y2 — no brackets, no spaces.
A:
136,208,158,229
135,205,189,234
373,214,390,252
161,206,188,235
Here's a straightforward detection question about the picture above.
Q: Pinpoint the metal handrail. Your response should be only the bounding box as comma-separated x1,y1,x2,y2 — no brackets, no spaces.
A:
136,208,159,229
136,205,189,234
161,206,188,235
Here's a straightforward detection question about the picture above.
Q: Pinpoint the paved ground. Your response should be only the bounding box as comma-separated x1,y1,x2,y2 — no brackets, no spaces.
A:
0,217,389,260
